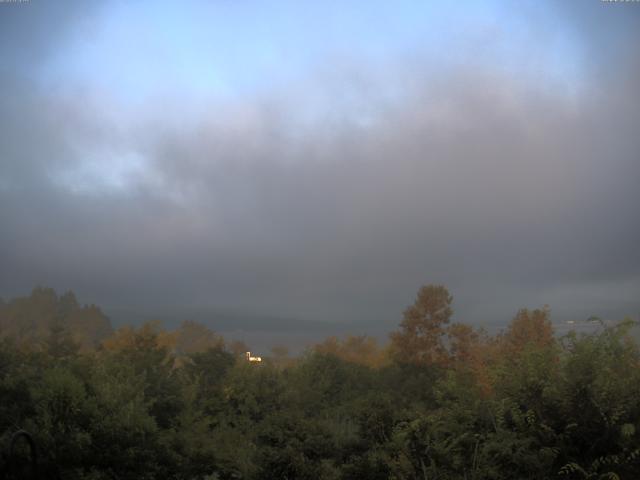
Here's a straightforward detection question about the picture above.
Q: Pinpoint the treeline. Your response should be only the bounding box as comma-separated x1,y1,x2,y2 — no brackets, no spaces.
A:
0,285,639,479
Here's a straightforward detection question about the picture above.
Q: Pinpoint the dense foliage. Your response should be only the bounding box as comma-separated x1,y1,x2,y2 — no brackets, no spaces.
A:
1,286,639,479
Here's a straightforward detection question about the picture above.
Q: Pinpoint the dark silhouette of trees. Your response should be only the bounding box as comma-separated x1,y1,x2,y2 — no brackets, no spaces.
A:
1,286,639,479
0,287,112,351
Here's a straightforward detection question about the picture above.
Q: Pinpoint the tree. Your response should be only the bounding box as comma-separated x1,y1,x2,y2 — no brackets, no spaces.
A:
229,339,250,358
67,304,113,350
270,345,293,368
390,284,453,367
175,320,224,355
56,291,79,318
0,288,112,351
44,322,80,359
101,322,183,430
185,344,235,406
314,335,387,368
500,306,555,355
447,323,480,364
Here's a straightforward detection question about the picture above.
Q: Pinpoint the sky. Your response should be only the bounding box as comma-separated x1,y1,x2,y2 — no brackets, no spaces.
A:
1,0,639,341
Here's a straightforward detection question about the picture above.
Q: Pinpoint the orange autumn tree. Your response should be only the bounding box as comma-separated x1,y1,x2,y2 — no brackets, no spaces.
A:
500,306,555,355
445,322,496,396
314,335,388,368
489,306,559,402
174,320,225,355
390,284,453,367
447,323,480,364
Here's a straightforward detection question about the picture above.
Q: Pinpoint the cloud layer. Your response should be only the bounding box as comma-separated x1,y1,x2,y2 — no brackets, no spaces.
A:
1,1,639,330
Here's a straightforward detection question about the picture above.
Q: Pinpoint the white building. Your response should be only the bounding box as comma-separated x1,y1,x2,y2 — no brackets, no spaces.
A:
246,351,262,363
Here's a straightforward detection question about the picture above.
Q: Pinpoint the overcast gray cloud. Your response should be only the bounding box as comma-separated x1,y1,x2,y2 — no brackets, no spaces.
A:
1,1,639,340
